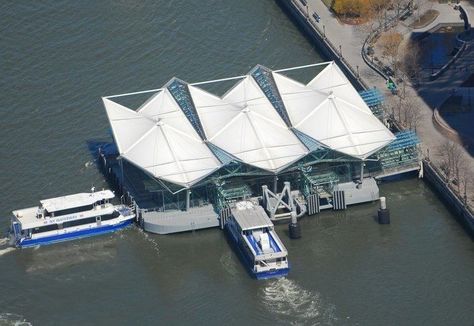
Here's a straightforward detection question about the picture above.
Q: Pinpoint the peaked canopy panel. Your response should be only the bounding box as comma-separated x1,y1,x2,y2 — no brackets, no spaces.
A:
123,124,221,187
224,76,284,123
214,76,308,171
103,61,397,187
307,62,370,112
294,94,395,159
103,98,155,154
272,71,328,126
188,85,242,140
208,108,308,172
137,89,199,138
104,97,222,188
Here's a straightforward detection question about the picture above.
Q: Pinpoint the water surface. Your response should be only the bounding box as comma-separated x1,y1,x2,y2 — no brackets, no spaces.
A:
1,1,473,325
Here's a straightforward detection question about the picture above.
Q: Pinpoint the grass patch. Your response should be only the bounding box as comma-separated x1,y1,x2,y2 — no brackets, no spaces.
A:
410,9,439,29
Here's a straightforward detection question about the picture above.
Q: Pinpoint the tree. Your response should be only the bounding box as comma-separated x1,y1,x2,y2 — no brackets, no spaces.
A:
457,155,471,203
399,96,421,131
438,140,464,188
400,41,422,85
379,32,403,76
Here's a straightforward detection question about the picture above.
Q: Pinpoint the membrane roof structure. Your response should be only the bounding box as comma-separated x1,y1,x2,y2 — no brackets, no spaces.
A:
103,62,395,188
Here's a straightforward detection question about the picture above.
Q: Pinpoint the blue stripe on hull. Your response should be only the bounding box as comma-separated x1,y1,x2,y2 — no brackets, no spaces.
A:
18,220,133,248
225,225,289,280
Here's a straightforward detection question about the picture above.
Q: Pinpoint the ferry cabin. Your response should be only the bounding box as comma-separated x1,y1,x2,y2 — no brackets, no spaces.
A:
226,202,289,279
11,190,134,248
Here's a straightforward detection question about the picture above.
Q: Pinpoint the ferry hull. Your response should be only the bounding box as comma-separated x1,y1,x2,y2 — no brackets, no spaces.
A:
17,219,133,248
225,225,289,280
255,267,290,280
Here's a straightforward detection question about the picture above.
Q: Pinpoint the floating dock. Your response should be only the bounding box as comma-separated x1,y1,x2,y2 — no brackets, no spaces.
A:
97,62,421,235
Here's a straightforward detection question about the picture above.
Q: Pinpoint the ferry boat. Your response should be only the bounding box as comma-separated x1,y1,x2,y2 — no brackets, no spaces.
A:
10,189,135,248
225,201,289,279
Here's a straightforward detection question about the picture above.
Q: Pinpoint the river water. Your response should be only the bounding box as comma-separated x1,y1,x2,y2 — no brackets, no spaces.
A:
1,1,474,325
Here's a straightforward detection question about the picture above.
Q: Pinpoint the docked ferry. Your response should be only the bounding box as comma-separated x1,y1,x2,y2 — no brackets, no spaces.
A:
10,189,135,248
225,201,289,279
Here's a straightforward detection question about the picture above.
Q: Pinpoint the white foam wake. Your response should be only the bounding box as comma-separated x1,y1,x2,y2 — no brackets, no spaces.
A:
84,160,94,168
0,237,9,246
0,313,32,326
137,228,160,256
0,247,15,257
261,278,337,325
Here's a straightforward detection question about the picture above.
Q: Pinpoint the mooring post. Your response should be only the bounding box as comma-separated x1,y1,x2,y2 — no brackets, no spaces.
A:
289,211,301,239
377,196,390,224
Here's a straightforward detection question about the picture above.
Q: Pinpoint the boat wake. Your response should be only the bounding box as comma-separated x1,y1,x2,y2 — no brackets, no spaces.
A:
25,240,115,273
0,237,15,257
84,160,94,168
260,278,337,325
0,247,15,257
137,228,160,256
0,313,32,326
0,237,9,246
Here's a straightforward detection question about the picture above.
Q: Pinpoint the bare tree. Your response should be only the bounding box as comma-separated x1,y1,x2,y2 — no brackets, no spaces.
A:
379,32,403,76
400,41,422,86
457,156,471,203
399,96,421,131
438,140,465,189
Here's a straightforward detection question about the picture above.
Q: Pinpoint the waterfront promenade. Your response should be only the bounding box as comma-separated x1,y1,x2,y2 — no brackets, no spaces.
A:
300,0,474,207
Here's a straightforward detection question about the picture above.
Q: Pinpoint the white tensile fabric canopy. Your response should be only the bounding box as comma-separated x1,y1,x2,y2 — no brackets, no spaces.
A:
103,92,222,188
189,77,308,172
103,61,395,187
273,62,395,159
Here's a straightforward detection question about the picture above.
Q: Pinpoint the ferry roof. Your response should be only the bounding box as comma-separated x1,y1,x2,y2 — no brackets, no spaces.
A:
40,190,114,212
231,203,273,231
103,62,395,188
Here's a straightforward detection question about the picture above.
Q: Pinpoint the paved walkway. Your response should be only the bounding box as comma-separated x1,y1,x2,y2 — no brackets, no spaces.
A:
303,0,474,204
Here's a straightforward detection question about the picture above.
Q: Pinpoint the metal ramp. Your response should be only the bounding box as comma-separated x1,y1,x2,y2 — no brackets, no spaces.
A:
262,182,307,223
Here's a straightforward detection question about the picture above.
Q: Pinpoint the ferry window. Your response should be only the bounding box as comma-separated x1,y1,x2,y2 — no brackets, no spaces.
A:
63,217,97,228
54,205,94,217
101,212,119,221
32,224,59,234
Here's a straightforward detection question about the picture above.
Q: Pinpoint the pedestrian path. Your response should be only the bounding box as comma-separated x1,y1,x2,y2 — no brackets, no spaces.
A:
301,0,474,204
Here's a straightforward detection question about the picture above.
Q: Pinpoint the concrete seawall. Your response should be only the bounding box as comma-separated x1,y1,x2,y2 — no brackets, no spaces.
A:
277,0,474,237
423,159,474,237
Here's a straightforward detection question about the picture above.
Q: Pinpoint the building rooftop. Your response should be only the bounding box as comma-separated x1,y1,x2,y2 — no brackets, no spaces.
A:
103,61,395,188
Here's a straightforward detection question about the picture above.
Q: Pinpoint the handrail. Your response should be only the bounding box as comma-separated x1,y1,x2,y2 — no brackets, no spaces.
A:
361,4,413,83
290,0,368,89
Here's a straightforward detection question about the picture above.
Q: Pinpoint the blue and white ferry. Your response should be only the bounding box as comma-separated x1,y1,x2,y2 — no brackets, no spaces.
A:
225,200,289,279
10,189,135,248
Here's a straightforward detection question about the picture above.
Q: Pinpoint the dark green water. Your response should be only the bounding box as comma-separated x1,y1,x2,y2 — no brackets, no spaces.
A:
1,1,474,325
